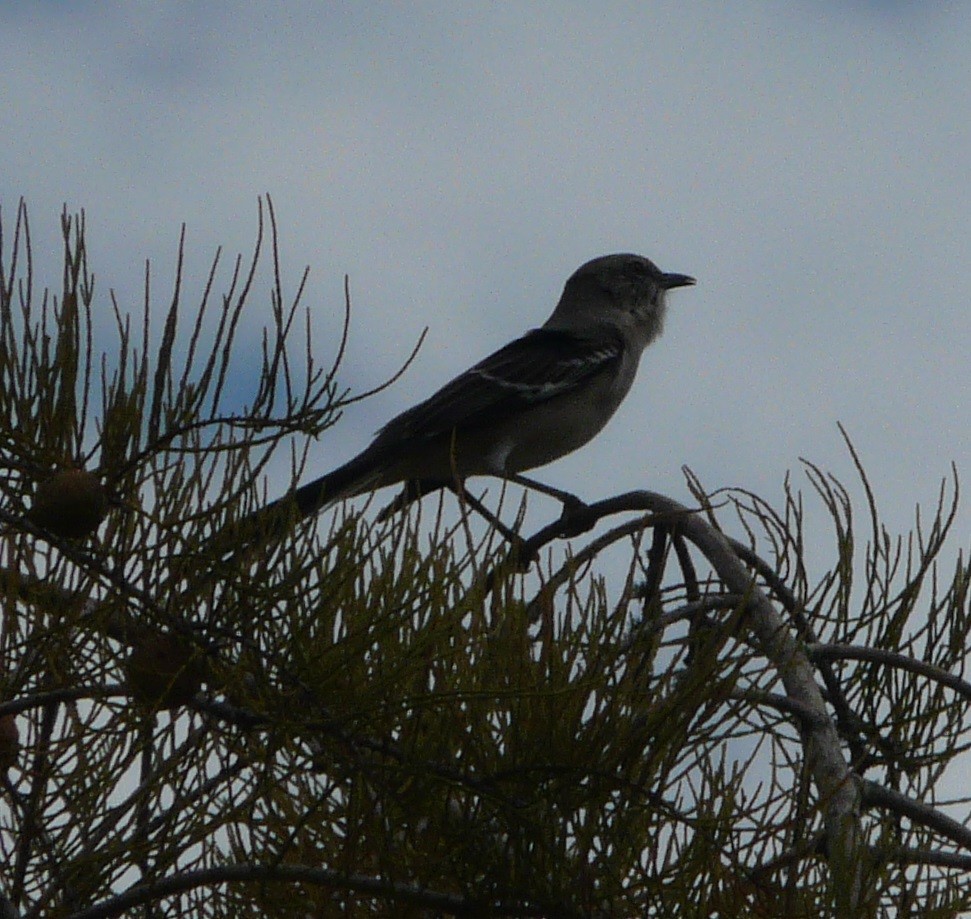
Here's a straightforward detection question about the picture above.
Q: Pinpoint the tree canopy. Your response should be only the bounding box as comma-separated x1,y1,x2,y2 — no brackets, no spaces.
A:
1,200,969,917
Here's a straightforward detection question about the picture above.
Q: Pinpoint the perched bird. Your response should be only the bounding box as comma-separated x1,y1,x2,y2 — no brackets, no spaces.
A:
224,253,694,546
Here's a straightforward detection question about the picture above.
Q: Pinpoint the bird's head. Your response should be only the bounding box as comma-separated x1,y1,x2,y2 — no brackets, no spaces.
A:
547,253,695,343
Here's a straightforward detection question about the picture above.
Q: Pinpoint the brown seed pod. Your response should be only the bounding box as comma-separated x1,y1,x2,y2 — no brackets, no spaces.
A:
124,631,207,709
29,469,108,539
0,714,20,772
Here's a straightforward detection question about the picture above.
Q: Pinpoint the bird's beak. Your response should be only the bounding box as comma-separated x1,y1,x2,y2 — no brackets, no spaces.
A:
661,272,696,290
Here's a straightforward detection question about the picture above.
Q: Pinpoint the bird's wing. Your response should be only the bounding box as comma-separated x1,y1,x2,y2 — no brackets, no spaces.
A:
372,327,624,447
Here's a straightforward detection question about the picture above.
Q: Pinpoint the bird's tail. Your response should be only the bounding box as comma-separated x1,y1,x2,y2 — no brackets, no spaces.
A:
289,450,385,520
205,450,385,559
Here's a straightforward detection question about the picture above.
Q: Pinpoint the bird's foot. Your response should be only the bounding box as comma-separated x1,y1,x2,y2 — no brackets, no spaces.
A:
557,495,597,537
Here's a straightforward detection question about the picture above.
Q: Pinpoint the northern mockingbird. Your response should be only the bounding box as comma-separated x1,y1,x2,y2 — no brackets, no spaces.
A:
226,253,694,545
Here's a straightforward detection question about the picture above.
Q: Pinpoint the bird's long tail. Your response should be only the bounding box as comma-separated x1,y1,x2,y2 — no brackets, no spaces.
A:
206,450,385,558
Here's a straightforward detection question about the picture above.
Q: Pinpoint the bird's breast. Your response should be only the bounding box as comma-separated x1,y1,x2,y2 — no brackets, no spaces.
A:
499,355,639,473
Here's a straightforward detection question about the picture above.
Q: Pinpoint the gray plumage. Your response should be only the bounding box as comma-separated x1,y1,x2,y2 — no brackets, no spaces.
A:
232,253,694,543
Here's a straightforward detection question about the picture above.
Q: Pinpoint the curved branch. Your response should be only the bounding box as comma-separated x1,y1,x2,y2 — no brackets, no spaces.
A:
879,846,971,870
658,490,868,907
64,863,565,919
729,537,873,767
862,781,971,852
809,643,971,703
510,488,868,906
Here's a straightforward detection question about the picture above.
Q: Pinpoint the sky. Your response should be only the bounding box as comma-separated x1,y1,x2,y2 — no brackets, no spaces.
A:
2,2,969,565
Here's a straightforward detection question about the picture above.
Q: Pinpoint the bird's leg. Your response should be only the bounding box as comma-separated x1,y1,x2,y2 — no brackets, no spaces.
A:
507,472,586,510
375,479,444,522
376,480,534,566
446,483,534,566
506,473,597,536
375,485,416,522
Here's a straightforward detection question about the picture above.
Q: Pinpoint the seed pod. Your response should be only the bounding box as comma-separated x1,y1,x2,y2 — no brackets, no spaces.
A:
29,469,108,539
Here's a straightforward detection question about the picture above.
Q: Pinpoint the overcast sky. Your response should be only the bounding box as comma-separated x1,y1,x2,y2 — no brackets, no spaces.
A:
3,2,969,557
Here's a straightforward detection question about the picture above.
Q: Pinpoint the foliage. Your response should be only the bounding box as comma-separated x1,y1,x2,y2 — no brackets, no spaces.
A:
1,201,970,917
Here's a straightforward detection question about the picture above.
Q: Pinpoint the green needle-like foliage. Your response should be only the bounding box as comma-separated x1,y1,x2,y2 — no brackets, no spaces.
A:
1,200,970,918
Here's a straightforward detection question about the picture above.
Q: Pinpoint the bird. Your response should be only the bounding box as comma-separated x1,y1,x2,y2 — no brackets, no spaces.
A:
220,253,694,548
